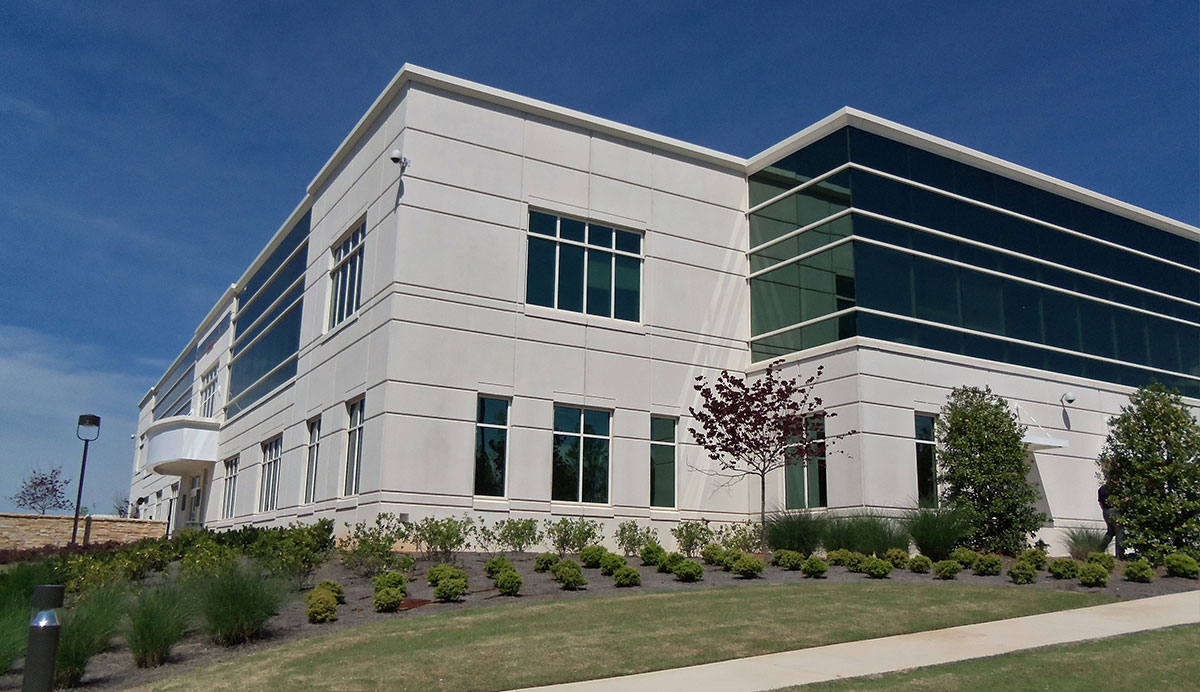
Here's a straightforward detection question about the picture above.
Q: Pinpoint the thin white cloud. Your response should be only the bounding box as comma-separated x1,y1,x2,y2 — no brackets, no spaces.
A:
0,93,51,124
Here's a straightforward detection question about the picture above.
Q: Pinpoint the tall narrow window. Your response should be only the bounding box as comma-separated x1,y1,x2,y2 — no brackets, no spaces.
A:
785,416,828,509
329,221,366,328
650,417,676,508
221,458,238,519
525,210,642,321
259,437,282,512
304,418,321,503
187,475,203,525
552,406,610,503
915,414,938,506
474,397,509,497
344,398,365,495
199,366,219,418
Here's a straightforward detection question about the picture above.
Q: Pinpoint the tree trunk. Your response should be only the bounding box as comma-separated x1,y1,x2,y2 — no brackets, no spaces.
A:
759,474,768,551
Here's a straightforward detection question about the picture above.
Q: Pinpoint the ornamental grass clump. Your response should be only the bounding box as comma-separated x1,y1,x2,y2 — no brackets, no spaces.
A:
900,505,971,562
908,555,933,574
1165,552,1199,579
773,549,805,571
763,512,827,556
194,562,283,646
972,554,1003,576
801,555,828,578
933,560,961,580
1078,562,1109,588
599,552,627,576
56,582,127,687
1048,558,1080,580
0,604,24,676
1123,559,1154,583
1008,560,1037,585
823,515,907,557
1063,527,1107,561
612,565,641,587
126,583,190,667
494,569,522,596
672,560,704,582
579,545,608,569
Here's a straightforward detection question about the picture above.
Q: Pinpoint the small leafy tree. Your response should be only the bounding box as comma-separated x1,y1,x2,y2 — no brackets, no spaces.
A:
10,467,72,515
1097,381,1200,563
936,386,1045,555
689,361,850,546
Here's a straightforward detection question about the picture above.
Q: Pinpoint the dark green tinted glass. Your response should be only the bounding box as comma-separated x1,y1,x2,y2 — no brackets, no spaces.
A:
614,255,640,321
750,128,850,207
474,427,506,497
915,414,935,441
915,442,936,506
229,303,303,399
650,443,675,507
526,237,556,307
749,172,851,249
615,230,641,254
808,454,827,508
785,459,806,510
650,416,676,443
557,244,584,312
477,397,508,426
560,217,585,242
581,438,609,503
552,434,580,501
586,251,612,317
583,409,610,436
588,224,613,247
529,211,557,236
554,406,581,433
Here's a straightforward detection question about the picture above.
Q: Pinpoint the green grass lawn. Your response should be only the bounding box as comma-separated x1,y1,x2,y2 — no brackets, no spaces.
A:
789,623,1200,691
140,582,1112,692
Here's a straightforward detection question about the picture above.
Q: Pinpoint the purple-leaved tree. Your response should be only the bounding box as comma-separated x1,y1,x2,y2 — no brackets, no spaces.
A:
10,466,73,515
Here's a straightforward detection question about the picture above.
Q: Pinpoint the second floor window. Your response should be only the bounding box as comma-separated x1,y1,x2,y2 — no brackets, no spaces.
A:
329,221,365,328
526,210,641,321
199,366,219,418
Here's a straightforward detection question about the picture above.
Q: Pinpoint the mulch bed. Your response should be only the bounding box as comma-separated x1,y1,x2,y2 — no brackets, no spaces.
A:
2,552,1196,691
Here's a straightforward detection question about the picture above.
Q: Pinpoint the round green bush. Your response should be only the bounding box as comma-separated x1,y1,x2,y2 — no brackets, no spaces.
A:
1078,562,1110,587
1087,552,1116,573
801,556,828,578
640,542,667,567
825,548,852,566
949,548,979,570
554,560,587,590
972,554,1003,576
700,543,726,566
1165,552,1200,579
372,586,405,612
599,552,627,576
533,552,560,573
494,568,522,596
908,555,933,574
426,564,461,586
484,555,514,579
315,579,345,604
579,545,609,569
433,575,469,602
933,560,961,580
844,552,868,573
306,588,338,623
732,555,765,579
372,571,407,595
1047,558,1080,580
672,560,704,582
861,556,893,579
1123,558,1154,583
658,552,687,574
1008,560,1037,585
721,549,744,572
884,548,910,569
1019,548,1048,570
773,550,805,571
612,565,641,587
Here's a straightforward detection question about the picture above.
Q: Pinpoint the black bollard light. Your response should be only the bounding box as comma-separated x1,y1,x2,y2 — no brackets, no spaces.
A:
22,584,64,692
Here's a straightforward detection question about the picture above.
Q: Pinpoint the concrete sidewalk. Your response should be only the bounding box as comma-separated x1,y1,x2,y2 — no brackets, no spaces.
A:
511,590,1200,692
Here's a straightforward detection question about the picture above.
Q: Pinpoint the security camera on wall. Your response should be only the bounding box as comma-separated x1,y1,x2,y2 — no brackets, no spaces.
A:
389,149,402,164
1061,392,1076,404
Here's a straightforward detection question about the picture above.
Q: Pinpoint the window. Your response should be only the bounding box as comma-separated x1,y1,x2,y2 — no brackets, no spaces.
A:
199,366,219,418
154,489,163,521
915,414,938,506
187,475,203,525
258,437,282,512
525,210,641,321
785,415,827,509
221,458,238,519
304,418,321,504
552,406,610,503
344,398,365,495
650,417,676,508
474,397,509,497
329,220,365,328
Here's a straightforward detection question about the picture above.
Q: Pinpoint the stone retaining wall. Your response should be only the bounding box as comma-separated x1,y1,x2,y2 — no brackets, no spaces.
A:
0,512,167,550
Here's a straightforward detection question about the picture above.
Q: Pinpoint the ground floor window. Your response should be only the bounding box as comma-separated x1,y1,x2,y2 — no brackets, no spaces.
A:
304,418,321,503
259,436,282,512
344,398,365,495
915,413,938,506
785,416,827,509
474,397,509,497
221,457,238,519
552,406,610,503
650,417,676,507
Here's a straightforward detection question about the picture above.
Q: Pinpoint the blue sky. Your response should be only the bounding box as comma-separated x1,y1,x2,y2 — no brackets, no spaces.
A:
1,1,1196,515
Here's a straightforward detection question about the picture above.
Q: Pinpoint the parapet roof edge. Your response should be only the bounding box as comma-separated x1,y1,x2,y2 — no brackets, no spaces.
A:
749,107,1200,241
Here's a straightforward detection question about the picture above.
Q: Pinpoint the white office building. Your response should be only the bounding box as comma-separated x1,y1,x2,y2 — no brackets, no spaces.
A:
130,65,1199,553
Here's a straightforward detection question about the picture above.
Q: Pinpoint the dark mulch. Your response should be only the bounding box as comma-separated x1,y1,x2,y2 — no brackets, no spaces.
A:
1,552,1195,691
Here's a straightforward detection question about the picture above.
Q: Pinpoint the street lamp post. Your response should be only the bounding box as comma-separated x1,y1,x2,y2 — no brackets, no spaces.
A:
70,414,101,545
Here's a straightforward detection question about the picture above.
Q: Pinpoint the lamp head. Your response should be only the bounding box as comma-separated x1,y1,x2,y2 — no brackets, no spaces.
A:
77,414,101,441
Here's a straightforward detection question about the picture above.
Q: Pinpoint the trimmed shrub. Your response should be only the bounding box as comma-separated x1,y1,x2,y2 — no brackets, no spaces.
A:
844,551,868,573
732,555,765,579
1078,562,1110,587
1048,558,1081,580
426,564,461,586
700,543,726,566
1165,552,1200,579
56,582,126,687
908,555,933,574
373,572,408,595
901,506,971,562
1123,559,1154,583
533,552,560,573
640,542,667,567
615,520,657,557
933,560,961,580
972,554,1003,576
1019,548,1048,570
433,575,469,602
949,548,979,570
180,540,238,578
861,556,893,579
612,565,641,587
671,520,714,558
721,549,744,572
672,560,704,582
658,552,687,574
579,545,608,569
1008,560,1037,585
884,548,910,569
315,579,345,604
823,515,908,556
494,568,522,596
773,549,806,571
194,562,283,646
763,511,827,556
825,548,852,567
553,559,587,590
1087,552,1116,573
306,588,338,623
373,586,405,612
801,556,828,578
1064,527,1107,561
600,552,627,576
485,555,514,579
543,517,604,556
251,519,336,587
126,583,189,667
